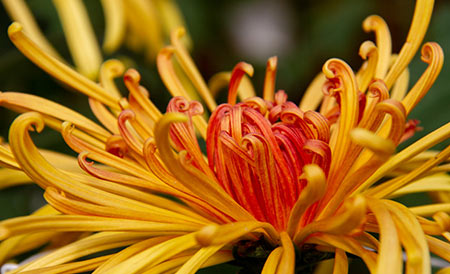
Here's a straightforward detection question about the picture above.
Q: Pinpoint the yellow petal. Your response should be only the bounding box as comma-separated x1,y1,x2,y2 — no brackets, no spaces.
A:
276,232,295,274
125,0,163,60
287,164,326,236
367,144,450,198
299,72,326,111
384,0,434,89
17,255,111,274
14,232,153,272
357,41,378,93
332,249,348,274
171,28,217,112
354,122,450,194
384,200,430,274
1,0,60,58
196,221,279,247
91,236,173,274
52,0,102,79
0,92,111,141
7,23,120,109
295,195,367,244
107,233,198,274
0,168,32,189
262,247,283,274
362,15,392,79
175,244,224,274
0,215,200,239
100,0,126,53
366,198,402,274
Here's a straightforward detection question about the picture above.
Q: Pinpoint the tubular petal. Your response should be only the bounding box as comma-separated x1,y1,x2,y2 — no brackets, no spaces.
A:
276,232,295,274
99,59,124,99
106,233,198,274
208,72,256,100
384,0,434,89
175,244,224,274
389,174,450,197
354,122,450,194
7,23,120,109
155,0,192,49
88,98,120,134
0,168,32,189
261,247,283,274
299,73,326,111
124,69,163,124
350,128,395,158
157,47,208,138
427,235,450,263
61,122,160,182
1,0,60,58
263,56,278,102
306,234,377,273
10,113,207,225
367,144,450,198
287,164,326,237
52,0,102,79
294,195,367,244
357,41,378,93
410,203,450,217
142,251,233,274
0,213,200,240
171,28,217,112
366,198,402,274
401,42,444,115
100,0,125,53
0,92,111,140
362,15,392,79
17,255,111,274
228,62,254,105
92,236,173,274
0,145,19,169
333,249,348,274
390,63,410,101
384,201,430,274
195,221,279,247
13,232,153,272
126,0,163,60
321,58,359,206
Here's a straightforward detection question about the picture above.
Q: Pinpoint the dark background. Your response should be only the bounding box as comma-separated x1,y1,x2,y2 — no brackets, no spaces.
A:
0,0,449,273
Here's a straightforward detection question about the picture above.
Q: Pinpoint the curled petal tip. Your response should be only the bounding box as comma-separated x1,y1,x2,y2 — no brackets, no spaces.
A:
241,62,254,77
124,68,141,83
102,59,125,75
12,112,45,133
8,22,23,37
359,41,377,60
322,58,344,79
362,15,383,32
421,42,443,64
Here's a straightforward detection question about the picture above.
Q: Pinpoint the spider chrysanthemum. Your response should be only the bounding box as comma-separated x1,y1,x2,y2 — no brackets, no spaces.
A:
0,0,450,273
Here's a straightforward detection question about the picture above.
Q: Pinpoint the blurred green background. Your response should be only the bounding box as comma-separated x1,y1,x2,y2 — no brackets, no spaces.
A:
0,0,449,273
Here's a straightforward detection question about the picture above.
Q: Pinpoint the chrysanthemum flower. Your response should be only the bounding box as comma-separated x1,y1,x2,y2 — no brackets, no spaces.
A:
1,0,191,78
1,0,450,273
